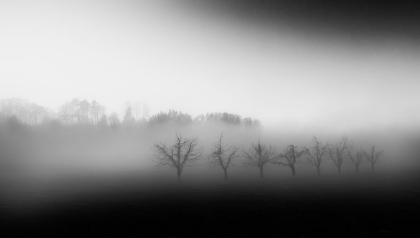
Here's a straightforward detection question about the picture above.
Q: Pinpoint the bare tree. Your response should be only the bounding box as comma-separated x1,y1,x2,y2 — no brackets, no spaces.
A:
327,136,349,174
142,103,151,122
304,136,327,175
207,133,239,180
28,103,47,125
58,98,85,124
79,99,90,124
123,106,135,125
152,133,202,182
98,115,108,127
346,140,363,173
363,146,384,172
108,112,120,128
243,141,275,178
348,150,364,173
274,144,305,176
59,102,73,125
125,101,143,122
70,98,81,123
90,100,101,124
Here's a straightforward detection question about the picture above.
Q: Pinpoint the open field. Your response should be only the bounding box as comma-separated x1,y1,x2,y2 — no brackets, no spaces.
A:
2,169,420,237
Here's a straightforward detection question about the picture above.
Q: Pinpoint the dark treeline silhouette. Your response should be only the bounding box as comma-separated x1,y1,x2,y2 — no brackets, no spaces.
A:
149,110,261,128
195,112,260,127
149,110,193,126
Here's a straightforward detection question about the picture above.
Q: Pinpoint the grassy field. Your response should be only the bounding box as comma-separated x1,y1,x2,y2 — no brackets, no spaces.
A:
2,169,420,237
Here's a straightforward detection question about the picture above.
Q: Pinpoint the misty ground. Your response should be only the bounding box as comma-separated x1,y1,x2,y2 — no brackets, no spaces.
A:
2,169,420,237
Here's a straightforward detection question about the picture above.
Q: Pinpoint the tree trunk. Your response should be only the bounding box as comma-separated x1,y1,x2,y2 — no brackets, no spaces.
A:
356,165,359,173
223,169,228,180
338,166,341,174
177,169,181,183
259,166,264,178
290,165,296,176
371,163,374,172
316,166,320,175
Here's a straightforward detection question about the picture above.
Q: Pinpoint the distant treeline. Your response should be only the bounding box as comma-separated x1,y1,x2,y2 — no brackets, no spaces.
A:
149,111,260,127
0,98,261,128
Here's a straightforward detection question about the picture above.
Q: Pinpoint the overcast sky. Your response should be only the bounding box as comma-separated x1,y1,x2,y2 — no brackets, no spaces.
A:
1,0,419,130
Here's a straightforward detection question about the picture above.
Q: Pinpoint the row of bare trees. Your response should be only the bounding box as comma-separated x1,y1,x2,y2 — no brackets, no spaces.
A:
153,134,384,181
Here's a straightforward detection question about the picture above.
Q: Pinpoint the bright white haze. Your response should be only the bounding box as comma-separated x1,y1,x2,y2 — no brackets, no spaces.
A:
1,0,419,130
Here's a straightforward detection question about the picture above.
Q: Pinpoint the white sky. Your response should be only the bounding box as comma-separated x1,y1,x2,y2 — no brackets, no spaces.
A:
1,0,419,130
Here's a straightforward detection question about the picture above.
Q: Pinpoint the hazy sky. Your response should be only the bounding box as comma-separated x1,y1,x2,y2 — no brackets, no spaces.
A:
1,0,419,129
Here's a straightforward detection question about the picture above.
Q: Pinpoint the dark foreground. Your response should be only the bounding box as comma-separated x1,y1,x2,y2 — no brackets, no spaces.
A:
2,171,420,237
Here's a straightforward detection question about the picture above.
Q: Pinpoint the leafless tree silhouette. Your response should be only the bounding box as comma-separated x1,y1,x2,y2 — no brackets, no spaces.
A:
243,141,275,178
274,144,305,176
327,136,349,174
108,112,120,128
347,143,364,173
363,145,384,172
304,136,327,175
207,133,239,180
152,133,202,182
